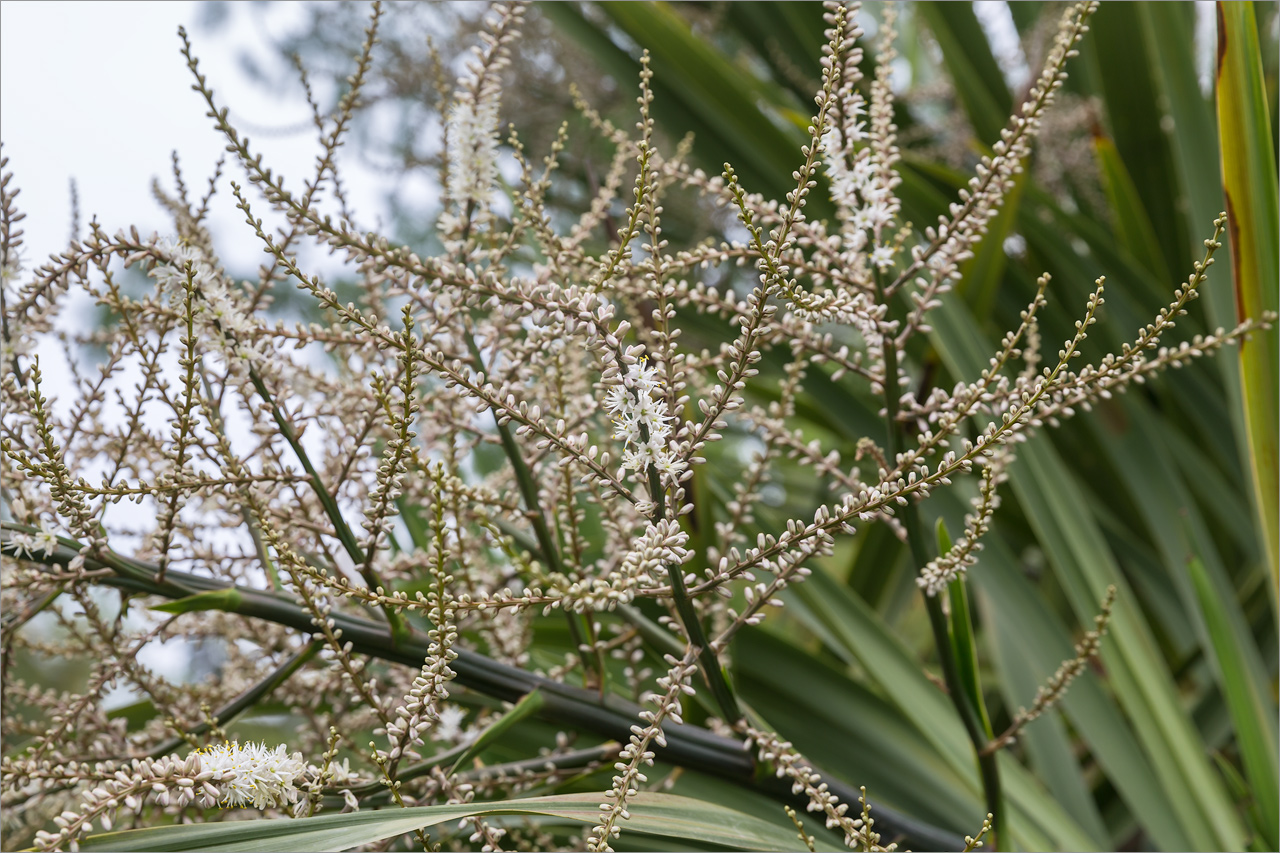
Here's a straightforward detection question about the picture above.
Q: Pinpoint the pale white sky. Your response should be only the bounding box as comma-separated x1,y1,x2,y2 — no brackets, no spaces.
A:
0,0,395,276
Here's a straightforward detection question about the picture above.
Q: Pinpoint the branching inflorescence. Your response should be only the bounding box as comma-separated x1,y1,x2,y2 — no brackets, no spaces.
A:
2,2,1273,852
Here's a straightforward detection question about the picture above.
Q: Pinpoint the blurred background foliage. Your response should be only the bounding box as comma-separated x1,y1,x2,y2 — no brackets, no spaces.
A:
36,2,1276,850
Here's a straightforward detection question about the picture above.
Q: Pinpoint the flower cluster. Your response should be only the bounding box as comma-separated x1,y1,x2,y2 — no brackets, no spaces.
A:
445,98,501,209
916,464,1002,596
823,98,896,265
2,518,59,558
604,356,681,477
149,237,262,362
2,2,1272,852
196,741,307,810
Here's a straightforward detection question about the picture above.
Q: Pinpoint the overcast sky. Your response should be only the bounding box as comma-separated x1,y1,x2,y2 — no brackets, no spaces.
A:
0,1,394,276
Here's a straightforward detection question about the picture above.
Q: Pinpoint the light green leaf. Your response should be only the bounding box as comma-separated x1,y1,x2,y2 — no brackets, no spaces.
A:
938,520,993,741
1188,556,1279,849
150,589,243,614
80,792,839,853
448,689,545,775
1217,0,1280,607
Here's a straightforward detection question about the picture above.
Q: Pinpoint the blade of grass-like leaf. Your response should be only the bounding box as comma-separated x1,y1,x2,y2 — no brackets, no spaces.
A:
1082,2,1192,274
668,770,844,851
929,292,1247,850
1089,396,1272,686
969,527,1191,851
1088,397,1277,846
938,521,994,741
1092,133,1173,284
1164,426,1262,559
915,2,1011,146
733,625,984,836
1010,438,1244,851
1093,511,1196,661
1189,556,1280,850
787,572,1099,851
1217,0,1280,605
80,792,839,853
1140,3,1243,344
982,589,1111,845
946,574,993,740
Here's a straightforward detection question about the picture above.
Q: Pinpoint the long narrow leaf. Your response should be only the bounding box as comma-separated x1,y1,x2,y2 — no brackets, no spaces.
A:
1188,556,1280,849
929,292,1247,850
80,792,838,853
1217,0,1280,604
787,572,1099,851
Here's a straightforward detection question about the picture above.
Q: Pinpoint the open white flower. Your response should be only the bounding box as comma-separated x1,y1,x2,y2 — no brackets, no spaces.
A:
196,741,306,809
445,98,501,208
605,357,682,478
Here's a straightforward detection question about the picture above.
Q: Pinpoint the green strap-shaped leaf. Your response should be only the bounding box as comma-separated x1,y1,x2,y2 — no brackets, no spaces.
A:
79,792,841,853
929,291,1248,851
786,572,1099,850
937,520,994,741
1082,2,1192,275
915,2,1012,146
735,623,978,835
1217,0,1280,606
1089,396,1278,848
970,524,1186,850
1189,556,1280,850
1093,133,1173,285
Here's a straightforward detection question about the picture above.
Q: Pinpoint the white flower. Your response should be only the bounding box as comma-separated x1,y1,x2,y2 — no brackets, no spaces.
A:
445,98,501,208
433,705,468,743
196,741,306,809
870,244,896,270
31,522,59,557
850,207,874,233
605,357,684,478
151,238,217,294
3,521,59,558
3,533,36,558
0,255,23,290
850,158,877,189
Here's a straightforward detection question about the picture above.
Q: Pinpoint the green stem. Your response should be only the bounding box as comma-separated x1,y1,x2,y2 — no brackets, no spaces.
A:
880,283,1004,849
245,365,409,646
464,335,607,689
0,522,963,852
648,464,741,724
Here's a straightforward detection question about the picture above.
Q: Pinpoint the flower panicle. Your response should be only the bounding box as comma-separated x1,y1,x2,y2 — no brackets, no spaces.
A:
605,355,684,479
195,741,307,810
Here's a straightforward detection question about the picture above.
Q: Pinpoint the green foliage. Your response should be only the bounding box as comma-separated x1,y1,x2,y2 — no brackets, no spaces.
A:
540,2,1278,849
3,3,1276,852
78,792,837,853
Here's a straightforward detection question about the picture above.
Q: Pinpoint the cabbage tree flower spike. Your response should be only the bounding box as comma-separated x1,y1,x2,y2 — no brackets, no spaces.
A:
195,741,306,809
605,356,683,478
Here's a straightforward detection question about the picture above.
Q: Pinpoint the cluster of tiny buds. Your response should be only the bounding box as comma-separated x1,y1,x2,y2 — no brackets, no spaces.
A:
27,743,310,852
2,4,1265,851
